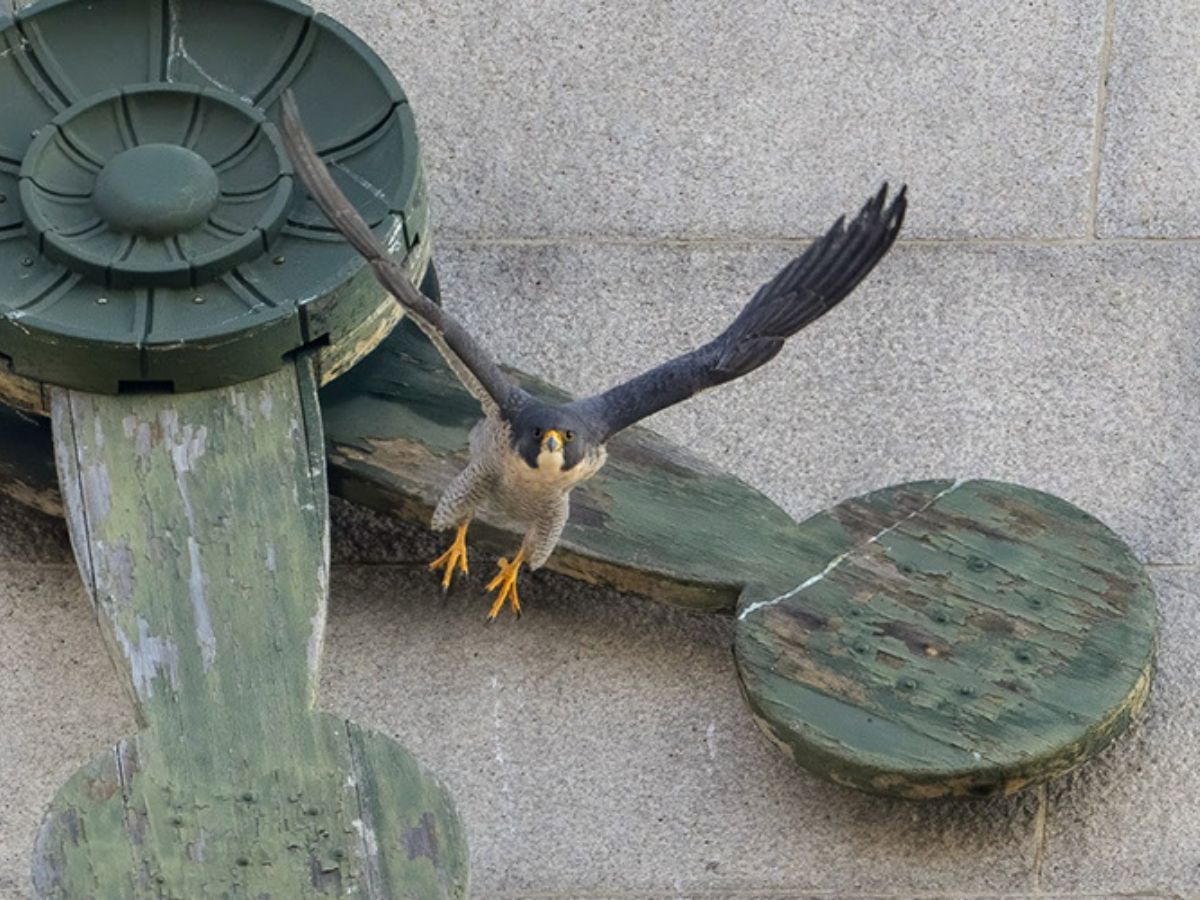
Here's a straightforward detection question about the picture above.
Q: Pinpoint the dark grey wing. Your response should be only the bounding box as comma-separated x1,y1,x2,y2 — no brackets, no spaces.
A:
571,184,906,441
279,91,526,420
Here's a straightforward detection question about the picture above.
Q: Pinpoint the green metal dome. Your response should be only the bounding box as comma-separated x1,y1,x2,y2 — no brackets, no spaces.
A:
0,0,429,402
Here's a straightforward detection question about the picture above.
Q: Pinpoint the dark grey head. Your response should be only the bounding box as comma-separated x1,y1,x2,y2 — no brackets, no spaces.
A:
508,403,597,471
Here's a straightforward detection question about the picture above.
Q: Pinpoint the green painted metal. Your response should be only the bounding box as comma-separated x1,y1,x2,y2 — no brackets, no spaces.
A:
39,358,467,897
0,0,428,397
735,479,1157,799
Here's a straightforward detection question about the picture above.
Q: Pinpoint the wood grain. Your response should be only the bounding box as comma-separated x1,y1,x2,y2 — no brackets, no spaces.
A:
735,480,1158,798
37,359,467,897
1,318,1158,802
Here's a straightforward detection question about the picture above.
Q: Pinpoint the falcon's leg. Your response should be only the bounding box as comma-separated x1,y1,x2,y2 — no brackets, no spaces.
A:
429,519,471,591
429,455,494,592
485,497,570,620
485,549,525,620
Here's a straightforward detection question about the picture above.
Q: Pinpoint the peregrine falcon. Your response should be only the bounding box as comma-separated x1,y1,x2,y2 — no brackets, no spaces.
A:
281,92,906,620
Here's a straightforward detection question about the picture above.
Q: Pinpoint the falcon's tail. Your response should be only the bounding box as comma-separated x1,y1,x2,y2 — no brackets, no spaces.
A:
712,184,906,379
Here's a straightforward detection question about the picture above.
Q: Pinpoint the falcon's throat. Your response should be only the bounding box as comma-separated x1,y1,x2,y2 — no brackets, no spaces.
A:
537,429,566,473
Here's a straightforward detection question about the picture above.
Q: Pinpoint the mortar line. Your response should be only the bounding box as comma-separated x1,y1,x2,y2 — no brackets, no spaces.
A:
1086,0,1118,239
438,234,1200,250
488,891,1179,899
1031,782,1049,890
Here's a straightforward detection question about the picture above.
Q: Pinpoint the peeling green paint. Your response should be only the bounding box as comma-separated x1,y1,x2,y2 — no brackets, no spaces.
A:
37,359,467,897
735,480,1157,799
2,312,1158,802
320,319,807,612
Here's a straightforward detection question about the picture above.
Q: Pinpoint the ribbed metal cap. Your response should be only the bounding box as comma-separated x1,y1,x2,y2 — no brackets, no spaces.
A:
0,0,429,398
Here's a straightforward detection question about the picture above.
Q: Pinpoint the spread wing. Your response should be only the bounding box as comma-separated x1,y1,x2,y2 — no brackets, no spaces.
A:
570,184,906,441
279,91,526,420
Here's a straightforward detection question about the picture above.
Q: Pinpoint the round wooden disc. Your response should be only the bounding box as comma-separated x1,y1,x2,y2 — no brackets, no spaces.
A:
734,479,1157,799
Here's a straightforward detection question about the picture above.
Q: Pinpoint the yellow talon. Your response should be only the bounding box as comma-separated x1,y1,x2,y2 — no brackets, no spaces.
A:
429,521,470,591
485,550,525,620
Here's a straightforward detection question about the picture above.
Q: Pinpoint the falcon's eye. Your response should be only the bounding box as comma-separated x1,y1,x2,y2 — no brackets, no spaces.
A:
564,431,575,442
533,428,544,439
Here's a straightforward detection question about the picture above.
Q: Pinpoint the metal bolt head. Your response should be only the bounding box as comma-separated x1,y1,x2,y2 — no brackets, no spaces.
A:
96,297,109,305
192,295,205,304
20,256,33,268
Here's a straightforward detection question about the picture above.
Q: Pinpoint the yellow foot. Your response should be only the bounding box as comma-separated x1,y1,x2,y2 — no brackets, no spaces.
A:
485,550,526,620
429,521,470,591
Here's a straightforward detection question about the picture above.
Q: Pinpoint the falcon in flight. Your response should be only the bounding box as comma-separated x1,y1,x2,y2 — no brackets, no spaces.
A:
281,92,906,620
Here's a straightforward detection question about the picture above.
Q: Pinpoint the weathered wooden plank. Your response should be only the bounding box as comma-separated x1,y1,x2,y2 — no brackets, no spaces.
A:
1,316,811,612
2,295,1158,802
734,480,1157,799
320,318,808,612
37,359,466,897
0,404,59,517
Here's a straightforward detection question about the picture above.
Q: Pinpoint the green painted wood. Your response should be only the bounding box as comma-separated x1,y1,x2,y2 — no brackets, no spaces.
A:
319,318,805,613
0,294,1158,800
38,359,467,897
734,479,1158,799
0,320,807,613
0,0,429,399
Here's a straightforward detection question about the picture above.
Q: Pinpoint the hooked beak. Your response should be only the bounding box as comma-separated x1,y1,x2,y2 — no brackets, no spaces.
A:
541,429,564,454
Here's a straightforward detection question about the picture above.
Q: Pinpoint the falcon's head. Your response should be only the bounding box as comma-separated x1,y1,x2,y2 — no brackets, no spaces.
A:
509,404,596,473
